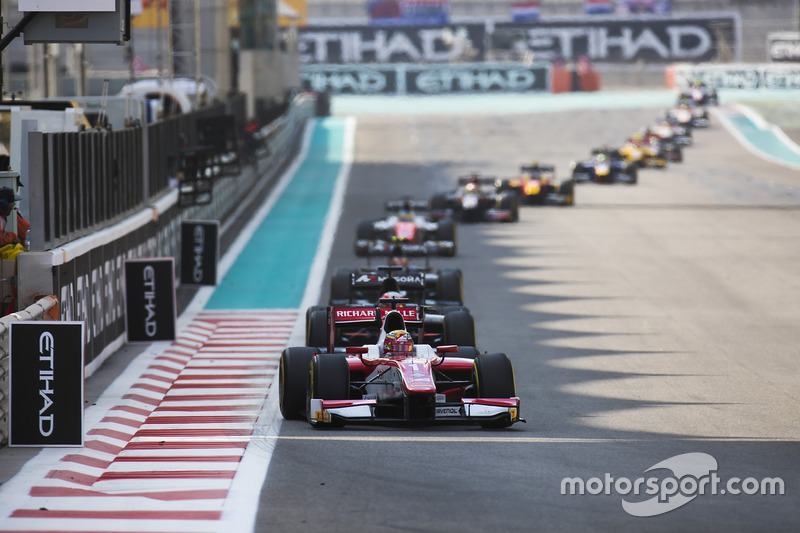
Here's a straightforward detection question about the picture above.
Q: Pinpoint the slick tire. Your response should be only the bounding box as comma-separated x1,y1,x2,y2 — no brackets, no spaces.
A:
330,267,357,304
437,268,463,305
443,309,476,347
436,218,456,248
472,352,516,428
279,347,317,420
356,220,375,240
307,353,350,428
306,307,328,348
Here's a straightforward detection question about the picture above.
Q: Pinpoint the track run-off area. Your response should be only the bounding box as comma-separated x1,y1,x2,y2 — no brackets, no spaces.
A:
2,88,800,532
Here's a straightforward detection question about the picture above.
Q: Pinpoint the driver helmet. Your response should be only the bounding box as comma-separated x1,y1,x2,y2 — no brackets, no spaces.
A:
381,291,404,300
384,330,414,354
390,255,408,267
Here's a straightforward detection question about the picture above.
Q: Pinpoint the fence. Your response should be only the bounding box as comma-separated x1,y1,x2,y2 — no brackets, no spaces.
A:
27,94,247,252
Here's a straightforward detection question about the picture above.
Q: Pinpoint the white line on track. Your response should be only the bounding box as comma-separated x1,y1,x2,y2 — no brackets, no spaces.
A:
219,116,357,533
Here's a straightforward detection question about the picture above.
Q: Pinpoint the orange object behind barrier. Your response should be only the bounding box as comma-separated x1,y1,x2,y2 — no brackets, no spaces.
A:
664,63,676,89
551,69,572,93
578,71,601,92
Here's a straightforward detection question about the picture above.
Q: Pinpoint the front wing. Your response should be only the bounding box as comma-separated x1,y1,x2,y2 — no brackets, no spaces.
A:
308,397,522,426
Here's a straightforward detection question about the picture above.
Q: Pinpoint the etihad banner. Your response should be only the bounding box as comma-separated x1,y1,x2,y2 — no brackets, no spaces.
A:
9,322,85,447
301,62,549,95
298,24,486,64
493,13,739,63
298,13,738,64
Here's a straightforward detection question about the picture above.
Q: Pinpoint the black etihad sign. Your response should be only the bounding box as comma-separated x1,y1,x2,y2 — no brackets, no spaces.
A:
9,321,85,447
180,220,219,286
298,14,739,65
124,258,176,343
301,62,549,95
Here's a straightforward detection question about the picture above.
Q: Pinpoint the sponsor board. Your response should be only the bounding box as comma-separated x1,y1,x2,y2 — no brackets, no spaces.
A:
9,322,85,447
301,62,548,95
124,257,176,342
767,32,800,63
180,220,219,286
674,63,800,89
299,14,738,64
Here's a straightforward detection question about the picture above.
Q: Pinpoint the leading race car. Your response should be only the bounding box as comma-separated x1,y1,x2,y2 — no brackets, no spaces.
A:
503,162,575,206
355,197,456,257
679,80,718,106
280,308,522,428
430,174,520,222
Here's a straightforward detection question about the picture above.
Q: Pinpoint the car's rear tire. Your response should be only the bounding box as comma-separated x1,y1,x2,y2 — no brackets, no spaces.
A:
436,218,456,246
443,309,476,347
307,353,350,428
430,193,447,210
356,219,375,240
306,307,328,348
330,267,356,304
559,180,575,206
437,268,463,304
472,352,516,428
279,347,317,420
499,194,519,222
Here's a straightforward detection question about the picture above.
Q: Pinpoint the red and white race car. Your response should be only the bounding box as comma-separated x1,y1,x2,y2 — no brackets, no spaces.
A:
280,308,522,429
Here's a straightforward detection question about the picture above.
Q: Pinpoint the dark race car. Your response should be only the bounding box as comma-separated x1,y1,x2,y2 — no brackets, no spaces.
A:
503,162,575,206
679,81,718,106
430,174,519,222
668,99,710,129
354,197,456,257
570,148,638,184
280,308,522,428
330,263,464,307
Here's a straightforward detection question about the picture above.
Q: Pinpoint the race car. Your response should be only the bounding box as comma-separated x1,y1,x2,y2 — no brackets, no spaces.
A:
430,174,520,222
679,80,718,106
668,99,710,129
280,308,522,428
330,263,464,307
503,162,575,206
570,148,638,184
617,140,667,169
355,197,456,257
305,296,475,352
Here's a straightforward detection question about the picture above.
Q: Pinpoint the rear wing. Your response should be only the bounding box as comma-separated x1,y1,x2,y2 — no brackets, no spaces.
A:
520,164,555,175
457,176,499,186
355,240,455,258
385,198,430,212
323,304,423,354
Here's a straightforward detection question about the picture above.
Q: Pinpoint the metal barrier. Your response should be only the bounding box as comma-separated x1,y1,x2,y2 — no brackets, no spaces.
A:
27,96,246,252
0,295,58,446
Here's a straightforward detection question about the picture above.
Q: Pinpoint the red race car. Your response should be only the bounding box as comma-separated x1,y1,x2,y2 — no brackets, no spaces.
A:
280,307,522,429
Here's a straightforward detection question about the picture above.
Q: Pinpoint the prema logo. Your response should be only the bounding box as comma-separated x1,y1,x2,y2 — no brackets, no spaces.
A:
561,453,785,517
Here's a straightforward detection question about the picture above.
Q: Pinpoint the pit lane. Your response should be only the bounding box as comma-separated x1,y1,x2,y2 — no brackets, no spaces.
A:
255,96,800,532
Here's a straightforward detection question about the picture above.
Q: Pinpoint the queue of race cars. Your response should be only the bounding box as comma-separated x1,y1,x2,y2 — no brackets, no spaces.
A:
277,84,715,431
570,82,714,184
